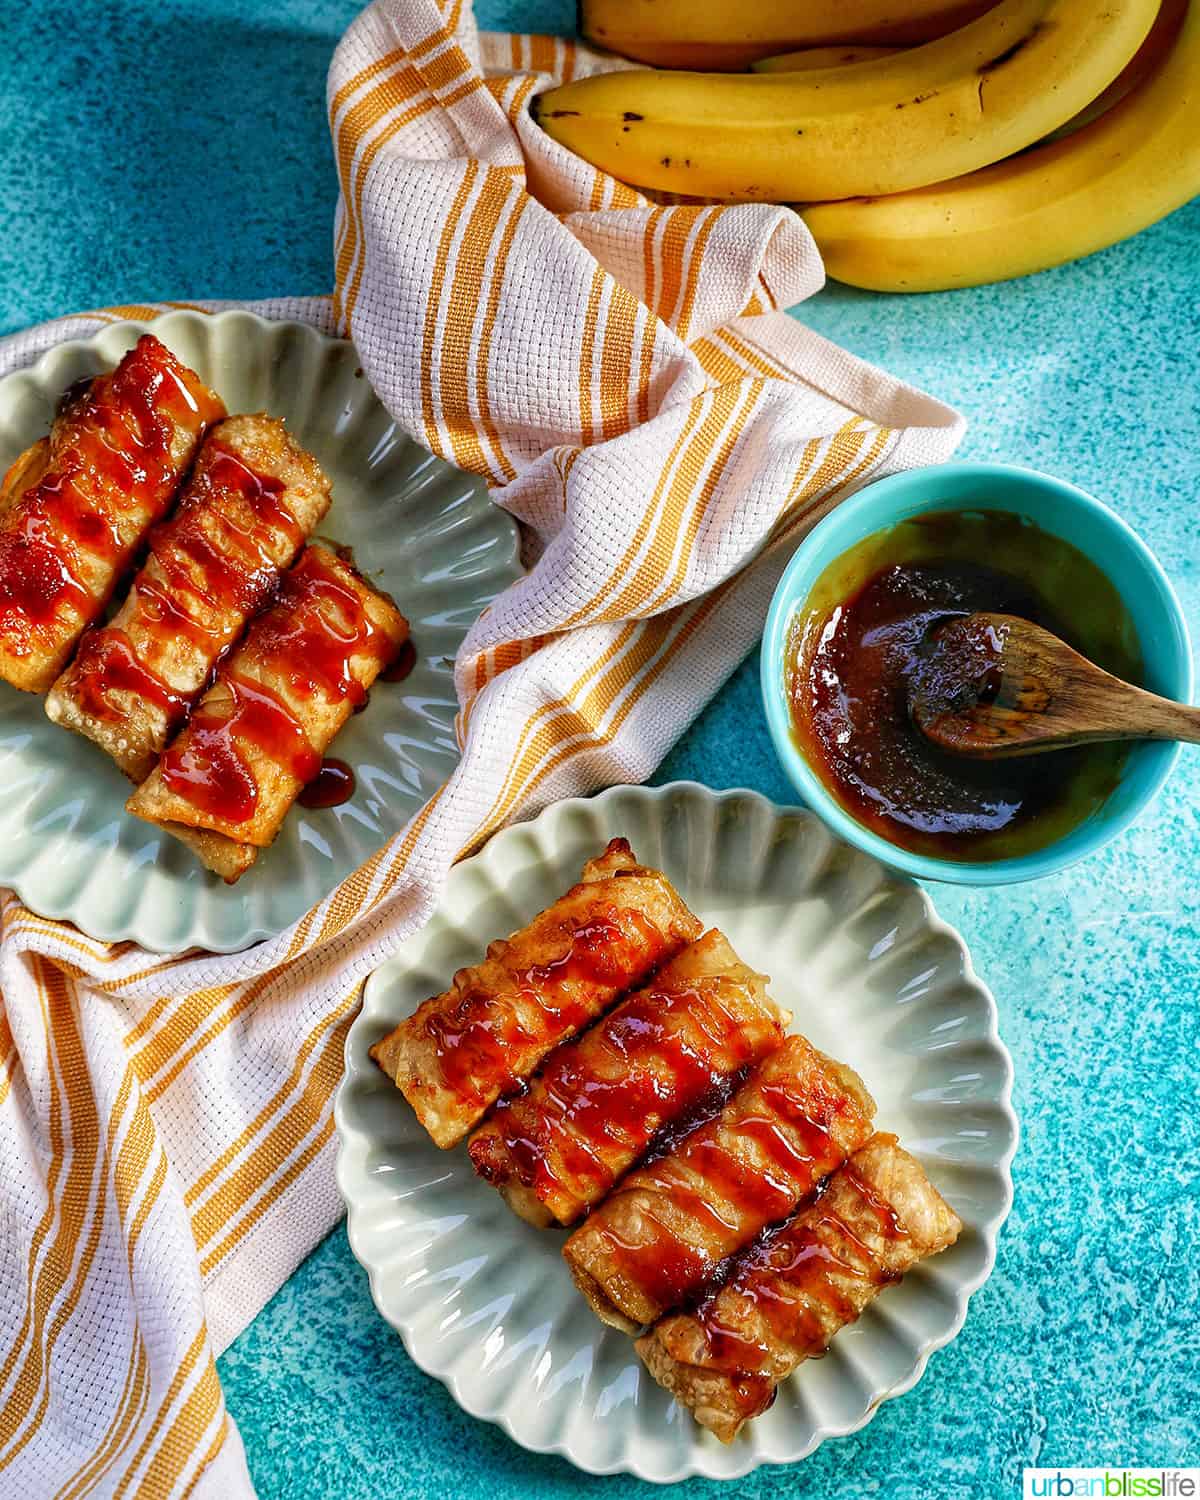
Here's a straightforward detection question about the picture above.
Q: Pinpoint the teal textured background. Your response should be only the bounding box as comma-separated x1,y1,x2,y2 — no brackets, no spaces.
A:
2,2,1197,1495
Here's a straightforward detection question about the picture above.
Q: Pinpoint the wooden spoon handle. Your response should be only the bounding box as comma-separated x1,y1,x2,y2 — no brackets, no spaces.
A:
1121,683,1200,744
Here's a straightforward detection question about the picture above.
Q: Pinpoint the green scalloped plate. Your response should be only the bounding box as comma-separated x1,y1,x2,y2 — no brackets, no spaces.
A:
0,311,521,952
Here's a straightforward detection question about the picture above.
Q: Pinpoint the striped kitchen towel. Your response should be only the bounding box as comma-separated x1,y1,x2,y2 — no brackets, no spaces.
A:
0,1,963,1494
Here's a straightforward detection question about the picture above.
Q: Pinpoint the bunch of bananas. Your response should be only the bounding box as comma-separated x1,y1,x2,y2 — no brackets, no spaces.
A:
533,0,1198,292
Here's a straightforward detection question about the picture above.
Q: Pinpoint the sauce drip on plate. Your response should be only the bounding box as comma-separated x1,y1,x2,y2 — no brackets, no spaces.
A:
381,638,416,682
298,757,356,809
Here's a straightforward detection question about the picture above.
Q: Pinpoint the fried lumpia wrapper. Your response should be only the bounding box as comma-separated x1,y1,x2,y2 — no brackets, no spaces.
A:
636,1133,962,1442
126,544,407,880
370,838,703,1148
46,415,331,781
563,1034,876,1332
0,438,50,519
468,929,788,1228
0,335,224,692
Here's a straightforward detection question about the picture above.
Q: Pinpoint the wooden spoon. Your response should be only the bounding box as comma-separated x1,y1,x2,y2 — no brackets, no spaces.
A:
908,612,1200,758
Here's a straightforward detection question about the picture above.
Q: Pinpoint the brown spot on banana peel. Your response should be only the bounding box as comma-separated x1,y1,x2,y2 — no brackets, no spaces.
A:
968,24,1047,115
979,24,1045,72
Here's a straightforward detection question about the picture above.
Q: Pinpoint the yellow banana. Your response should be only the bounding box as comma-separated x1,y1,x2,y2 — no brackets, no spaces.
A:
801,0,1200,292
578,0,994,70
1043,0,1185,140
759,1,1184,145
535,0,1159,202
752,46,901,73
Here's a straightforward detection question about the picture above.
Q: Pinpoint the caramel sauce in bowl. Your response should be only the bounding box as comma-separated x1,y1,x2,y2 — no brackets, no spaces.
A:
760,464,1191,884
785,518,1138,863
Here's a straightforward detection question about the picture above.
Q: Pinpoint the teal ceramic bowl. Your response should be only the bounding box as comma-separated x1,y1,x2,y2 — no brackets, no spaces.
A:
760,462,1193,886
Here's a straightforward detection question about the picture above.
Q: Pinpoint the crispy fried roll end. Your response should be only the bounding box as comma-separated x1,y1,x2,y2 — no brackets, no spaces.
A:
636,1134,962,1442
370,838,703,1149
468,928,788,1228
563,1034,876,1332
46,414,331,781
125,544,407,882
0,335,224,692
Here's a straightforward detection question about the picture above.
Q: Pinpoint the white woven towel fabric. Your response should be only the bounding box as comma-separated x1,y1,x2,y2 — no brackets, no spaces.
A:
0,2,963,1493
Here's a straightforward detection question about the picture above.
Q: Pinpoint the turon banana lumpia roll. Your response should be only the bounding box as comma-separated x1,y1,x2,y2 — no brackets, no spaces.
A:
47,414,330,781
468,929,789,1227
563,1032,877,1333
370,839,702,1149
636,1133,962,1442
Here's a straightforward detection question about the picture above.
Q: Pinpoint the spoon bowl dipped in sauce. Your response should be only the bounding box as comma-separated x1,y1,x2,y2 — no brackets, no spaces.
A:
761,463,1193,884
909,612,1200,759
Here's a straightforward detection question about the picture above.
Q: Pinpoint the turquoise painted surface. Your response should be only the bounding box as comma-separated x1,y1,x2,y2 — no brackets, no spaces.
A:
2,2,1197,1495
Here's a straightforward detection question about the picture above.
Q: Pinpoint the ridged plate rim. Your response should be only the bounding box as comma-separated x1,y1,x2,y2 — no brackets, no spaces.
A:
336,781,1018,1483
0,310,521,953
